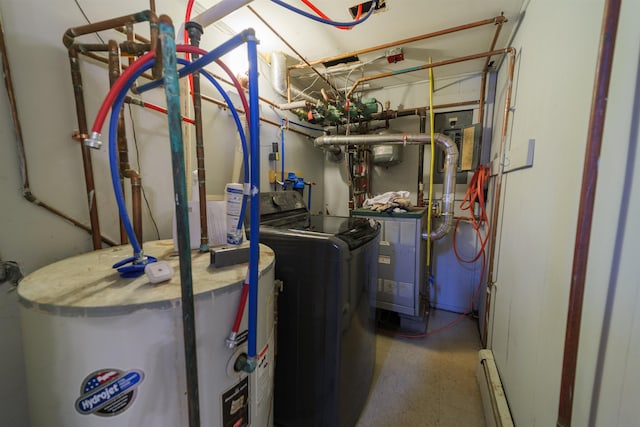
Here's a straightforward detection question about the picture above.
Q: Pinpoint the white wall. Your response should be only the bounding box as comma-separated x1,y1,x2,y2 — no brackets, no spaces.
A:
486,0,640,425
0,1,321,426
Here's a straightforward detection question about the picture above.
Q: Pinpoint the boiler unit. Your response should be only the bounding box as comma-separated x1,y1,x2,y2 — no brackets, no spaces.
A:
18,240,276,427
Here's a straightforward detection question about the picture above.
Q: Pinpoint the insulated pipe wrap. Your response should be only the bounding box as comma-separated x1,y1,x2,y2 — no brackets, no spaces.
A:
270,51,320,104
314,133,458,239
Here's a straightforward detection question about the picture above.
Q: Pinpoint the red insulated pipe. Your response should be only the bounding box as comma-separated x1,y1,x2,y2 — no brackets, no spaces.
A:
142,101,196,124
232,283,250,333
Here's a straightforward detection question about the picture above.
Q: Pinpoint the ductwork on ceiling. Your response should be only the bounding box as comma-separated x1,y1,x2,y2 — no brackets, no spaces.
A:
270,51,321,106
314,132,458,239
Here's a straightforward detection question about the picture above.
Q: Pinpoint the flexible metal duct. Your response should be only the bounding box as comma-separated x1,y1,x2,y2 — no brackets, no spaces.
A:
314,133,458,239
271,51,320,105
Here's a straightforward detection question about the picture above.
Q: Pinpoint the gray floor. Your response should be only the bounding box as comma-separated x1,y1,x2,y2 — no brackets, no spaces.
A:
356,309,486,427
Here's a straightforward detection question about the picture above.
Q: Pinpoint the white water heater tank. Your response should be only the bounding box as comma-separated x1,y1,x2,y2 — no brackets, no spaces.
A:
18,240,276,427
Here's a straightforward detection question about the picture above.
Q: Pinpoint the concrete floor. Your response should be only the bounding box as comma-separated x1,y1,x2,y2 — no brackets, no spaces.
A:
356,309,486,427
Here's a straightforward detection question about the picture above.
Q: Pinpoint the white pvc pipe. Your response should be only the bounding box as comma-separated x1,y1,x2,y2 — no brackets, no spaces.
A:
192,0,255,28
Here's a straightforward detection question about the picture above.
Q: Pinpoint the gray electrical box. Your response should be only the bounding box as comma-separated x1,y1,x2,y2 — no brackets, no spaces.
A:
433,110,480,184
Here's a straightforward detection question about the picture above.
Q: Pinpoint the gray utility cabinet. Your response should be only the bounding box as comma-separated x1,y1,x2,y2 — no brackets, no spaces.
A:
352,208,428,317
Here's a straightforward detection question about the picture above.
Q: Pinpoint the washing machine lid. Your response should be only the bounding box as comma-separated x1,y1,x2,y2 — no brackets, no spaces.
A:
283,215,379,250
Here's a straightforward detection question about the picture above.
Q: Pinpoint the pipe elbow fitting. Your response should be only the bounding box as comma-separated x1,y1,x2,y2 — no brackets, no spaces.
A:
84,131,103,150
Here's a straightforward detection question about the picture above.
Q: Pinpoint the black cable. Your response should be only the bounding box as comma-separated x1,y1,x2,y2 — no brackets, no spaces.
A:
73,0,105,44
128,104,161,240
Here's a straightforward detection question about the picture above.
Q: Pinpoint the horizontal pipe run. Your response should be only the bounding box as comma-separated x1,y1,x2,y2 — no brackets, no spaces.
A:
63,9,158,49
292,15,503,69
314,133,458,239
371,100,480,120
347,48,510,98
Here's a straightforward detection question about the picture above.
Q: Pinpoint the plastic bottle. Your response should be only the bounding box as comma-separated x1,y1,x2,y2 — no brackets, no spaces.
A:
226,183,244,244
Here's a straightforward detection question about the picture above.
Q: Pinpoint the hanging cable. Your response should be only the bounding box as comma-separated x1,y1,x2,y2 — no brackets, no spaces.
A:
271,0,377,27
127,104,161,240
73,0,105,44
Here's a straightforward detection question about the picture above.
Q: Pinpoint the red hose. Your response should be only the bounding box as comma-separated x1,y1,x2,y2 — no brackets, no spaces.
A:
91,45,250,135
142,101,195,125
232,282,250,333
300,0,362,30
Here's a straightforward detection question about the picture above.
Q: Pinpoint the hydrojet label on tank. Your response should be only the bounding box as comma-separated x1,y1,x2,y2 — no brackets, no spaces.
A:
74,368,144,417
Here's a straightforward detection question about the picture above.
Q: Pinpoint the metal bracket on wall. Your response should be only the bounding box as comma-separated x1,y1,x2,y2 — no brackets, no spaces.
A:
490,138,535,175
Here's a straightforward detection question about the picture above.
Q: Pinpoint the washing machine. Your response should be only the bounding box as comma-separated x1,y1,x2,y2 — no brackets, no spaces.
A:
256,191,380,427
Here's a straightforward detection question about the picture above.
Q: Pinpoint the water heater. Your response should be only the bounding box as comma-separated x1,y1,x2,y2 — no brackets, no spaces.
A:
18,240,276,427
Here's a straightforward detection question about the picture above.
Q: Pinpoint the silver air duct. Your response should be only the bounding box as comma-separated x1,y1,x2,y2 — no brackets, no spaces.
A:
314,133,458,239
271,51,321,105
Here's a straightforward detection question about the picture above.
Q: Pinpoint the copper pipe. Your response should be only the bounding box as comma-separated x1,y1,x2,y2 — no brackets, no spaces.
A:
108,40,130,245
478,15,506,130
68,46,103,249
63,9,158,49
0,18,116,246
247,5,343,99
292,15,503,70
125,170,143,243
186,22,209,251
79,50,156,81
63,9,159,78
347,48,510,98
115,26,152,43
483,48,516,347
417,109,427,207
199,93,316,139
557,0,621,425
372,100,480,120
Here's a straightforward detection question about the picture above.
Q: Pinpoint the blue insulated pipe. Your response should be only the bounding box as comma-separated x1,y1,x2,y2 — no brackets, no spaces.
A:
135,29,255,94
281,118,285,184
247,31,260,364
159,16,200,427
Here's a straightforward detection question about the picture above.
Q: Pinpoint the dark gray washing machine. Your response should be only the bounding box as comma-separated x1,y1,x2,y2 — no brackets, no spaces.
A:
257,191,380,427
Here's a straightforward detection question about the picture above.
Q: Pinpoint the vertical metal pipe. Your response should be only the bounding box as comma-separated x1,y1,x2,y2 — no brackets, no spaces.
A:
159,15,200,427
186,22,209,252
483,48,516,347
68,46,103,250
127,171,143,243
557,0,621,425
0,14,116,246
417,109,427,207
108,40,129,245
478,15,506,129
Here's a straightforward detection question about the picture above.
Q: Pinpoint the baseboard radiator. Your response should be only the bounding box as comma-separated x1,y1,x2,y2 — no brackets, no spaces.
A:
476,350,514,427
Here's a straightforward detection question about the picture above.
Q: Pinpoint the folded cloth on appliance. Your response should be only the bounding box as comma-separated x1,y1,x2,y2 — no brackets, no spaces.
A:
363,191,412,212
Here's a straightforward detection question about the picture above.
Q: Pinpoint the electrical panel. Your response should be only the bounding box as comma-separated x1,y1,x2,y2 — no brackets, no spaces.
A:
432,110,480,184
